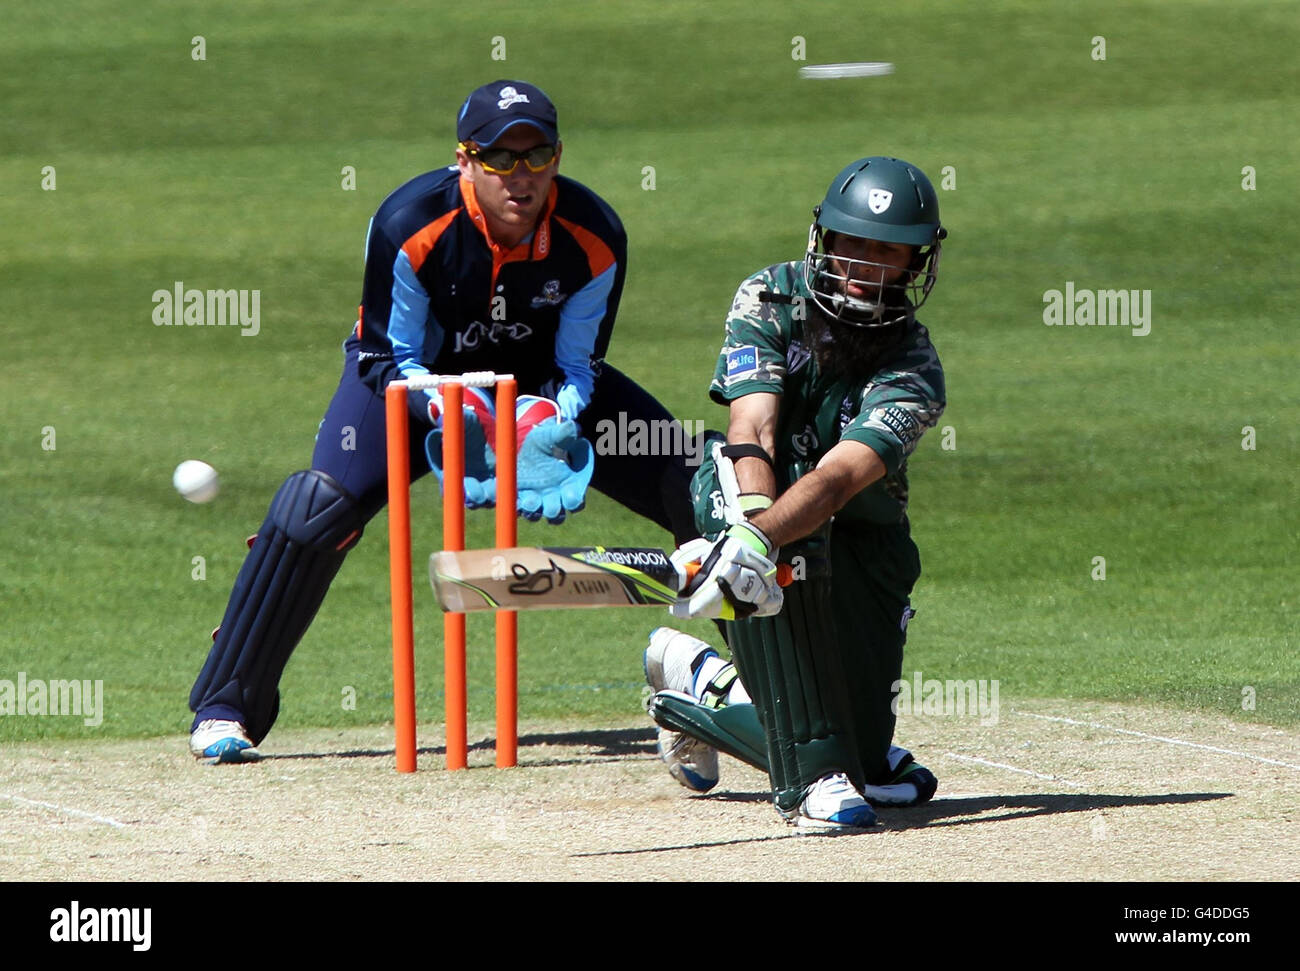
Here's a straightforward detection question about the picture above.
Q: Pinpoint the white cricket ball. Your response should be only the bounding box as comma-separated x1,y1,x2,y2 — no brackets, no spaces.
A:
173,460,220,503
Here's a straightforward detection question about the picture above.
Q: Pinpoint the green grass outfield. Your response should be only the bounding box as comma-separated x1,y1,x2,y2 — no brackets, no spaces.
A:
1,0,1295,743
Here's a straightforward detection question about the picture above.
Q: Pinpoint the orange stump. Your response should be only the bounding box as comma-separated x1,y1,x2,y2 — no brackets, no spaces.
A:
494,379,518,768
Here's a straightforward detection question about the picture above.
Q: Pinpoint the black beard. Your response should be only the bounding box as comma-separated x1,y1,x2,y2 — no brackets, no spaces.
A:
804,304,909,380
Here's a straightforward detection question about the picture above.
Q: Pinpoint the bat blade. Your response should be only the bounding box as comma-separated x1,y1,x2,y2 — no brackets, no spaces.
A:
430,546,682,613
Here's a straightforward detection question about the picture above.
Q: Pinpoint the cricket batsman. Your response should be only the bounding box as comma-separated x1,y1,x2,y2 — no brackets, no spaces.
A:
646,157,947,828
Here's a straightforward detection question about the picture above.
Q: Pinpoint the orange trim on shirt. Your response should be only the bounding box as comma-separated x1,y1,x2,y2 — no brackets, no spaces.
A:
460,175,491,246
401,207,461,274
460,176,560,290
554,215,616,278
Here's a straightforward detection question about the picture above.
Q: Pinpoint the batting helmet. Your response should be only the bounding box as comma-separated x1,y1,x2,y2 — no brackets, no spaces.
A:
804,156,946,327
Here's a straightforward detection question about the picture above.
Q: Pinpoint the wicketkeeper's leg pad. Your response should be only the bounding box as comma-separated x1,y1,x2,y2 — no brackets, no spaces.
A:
189,469,365,743
728,574,864,816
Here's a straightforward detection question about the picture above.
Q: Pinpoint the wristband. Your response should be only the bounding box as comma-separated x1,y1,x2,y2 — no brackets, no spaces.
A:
726,520,773,557
720,443,775,469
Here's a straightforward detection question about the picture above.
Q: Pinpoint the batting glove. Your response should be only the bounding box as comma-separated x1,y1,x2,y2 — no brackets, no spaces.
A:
669,521,783,621
424,406,497,508
515,418,595,524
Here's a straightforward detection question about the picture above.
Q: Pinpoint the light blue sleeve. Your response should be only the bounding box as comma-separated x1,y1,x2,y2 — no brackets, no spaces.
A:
552,262,617,413
390,249,446,408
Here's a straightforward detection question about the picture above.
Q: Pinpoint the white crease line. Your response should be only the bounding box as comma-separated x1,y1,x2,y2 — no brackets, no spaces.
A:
944,753,1085,788
1,793,127,829
1015,711,1300,771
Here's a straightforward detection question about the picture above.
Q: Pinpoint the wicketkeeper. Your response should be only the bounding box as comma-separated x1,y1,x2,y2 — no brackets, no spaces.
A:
647,157,947,828
188,80,700,763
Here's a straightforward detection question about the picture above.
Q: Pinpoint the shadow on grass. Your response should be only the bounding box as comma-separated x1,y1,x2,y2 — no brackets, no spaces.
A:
882,790,1233,830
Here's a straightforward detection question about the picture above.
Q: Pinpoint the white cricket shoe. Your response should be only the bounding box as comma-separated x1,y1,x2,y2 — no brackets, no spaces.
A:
644,627,720,792
794,772,878,830
190,719,261,764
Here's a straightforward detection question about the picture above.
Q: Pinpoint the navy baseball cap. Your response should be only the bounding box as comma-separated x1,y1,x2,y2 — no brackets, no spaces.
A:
457,80,559,147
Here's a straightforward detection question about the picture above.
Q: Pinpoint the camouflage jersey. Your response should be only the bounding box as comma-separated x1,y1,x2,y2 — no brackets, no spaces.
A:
709,261,946,526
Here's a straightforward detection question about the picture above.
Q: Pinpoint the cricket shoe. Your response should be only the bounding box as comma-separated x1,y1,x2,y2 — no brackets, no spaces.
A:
643,627,721,792
190,719,261,764
860,745,938,807
793,772,878,830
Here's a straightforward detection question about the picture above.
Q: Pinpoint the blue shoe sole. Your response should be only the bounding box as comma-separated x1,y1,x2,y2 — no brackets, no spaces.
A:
795,804,879,830
669,763,719,793
200,739,260,764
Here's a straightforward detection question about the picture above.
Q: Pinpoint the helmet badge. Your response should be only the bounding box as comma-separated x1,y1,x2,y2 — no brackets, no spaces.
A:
867,189,893,214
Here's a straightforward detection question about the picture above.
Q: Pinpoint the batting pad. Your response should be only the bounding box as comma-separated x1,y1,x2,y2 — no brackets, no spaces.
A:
649,691,767,769
727,575,865,816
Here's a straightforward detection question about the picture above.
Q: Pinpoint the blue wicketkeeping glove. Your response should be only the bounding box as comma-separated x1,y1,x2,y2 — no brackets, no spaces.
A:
425,406,497,508
515,418,595,524
540,378,590,422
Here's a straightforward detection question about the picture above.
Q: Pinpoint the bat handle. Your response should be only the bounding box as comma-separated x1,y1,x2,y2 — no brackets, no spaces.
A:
681,561,793,587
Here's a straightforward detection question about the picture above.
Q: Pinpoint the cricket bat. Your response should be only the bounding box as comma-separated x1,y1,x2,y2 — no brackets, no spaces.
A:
430,546,688,612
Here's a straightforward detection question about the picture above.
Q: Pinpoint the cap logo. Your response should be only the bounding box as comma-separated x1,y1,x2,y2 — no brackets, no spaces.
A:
868,189,893,214
497,86,530,110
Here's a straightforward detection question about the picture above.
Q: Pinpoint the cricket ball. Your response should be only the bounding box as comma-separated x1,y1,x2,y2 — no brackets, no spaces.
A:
173,460,220,503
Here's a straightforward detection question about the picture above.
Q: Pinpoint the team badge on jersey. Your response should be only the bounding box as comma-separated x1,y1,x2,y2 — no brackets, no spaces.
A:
868,189,893,214
531,280,566,307
726,345,760,378
786,340,811,375
791,424,819,457
838,391,856,431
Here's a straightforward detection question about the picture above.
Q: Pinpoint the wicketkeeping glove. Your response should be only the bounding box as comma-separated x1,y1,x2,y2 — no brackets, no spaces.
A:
540,378,590,422
669,521,783,621
424,405,497,508
515,418,595,524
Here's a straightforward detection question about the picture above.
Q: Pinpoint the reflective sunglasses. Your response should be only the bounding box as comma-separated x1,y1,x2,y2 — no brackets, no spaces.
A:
460,142,557,175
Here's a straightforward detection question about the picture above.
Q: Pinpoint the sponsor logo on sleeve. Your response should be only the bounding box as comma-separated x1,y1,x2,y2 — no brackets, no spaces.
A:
877,406,921,444
726,345,759,378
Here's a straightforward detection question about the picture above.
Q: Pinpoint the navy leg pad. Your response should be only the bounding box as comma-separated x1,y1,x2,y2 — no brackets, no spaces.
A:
189,469,364,743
